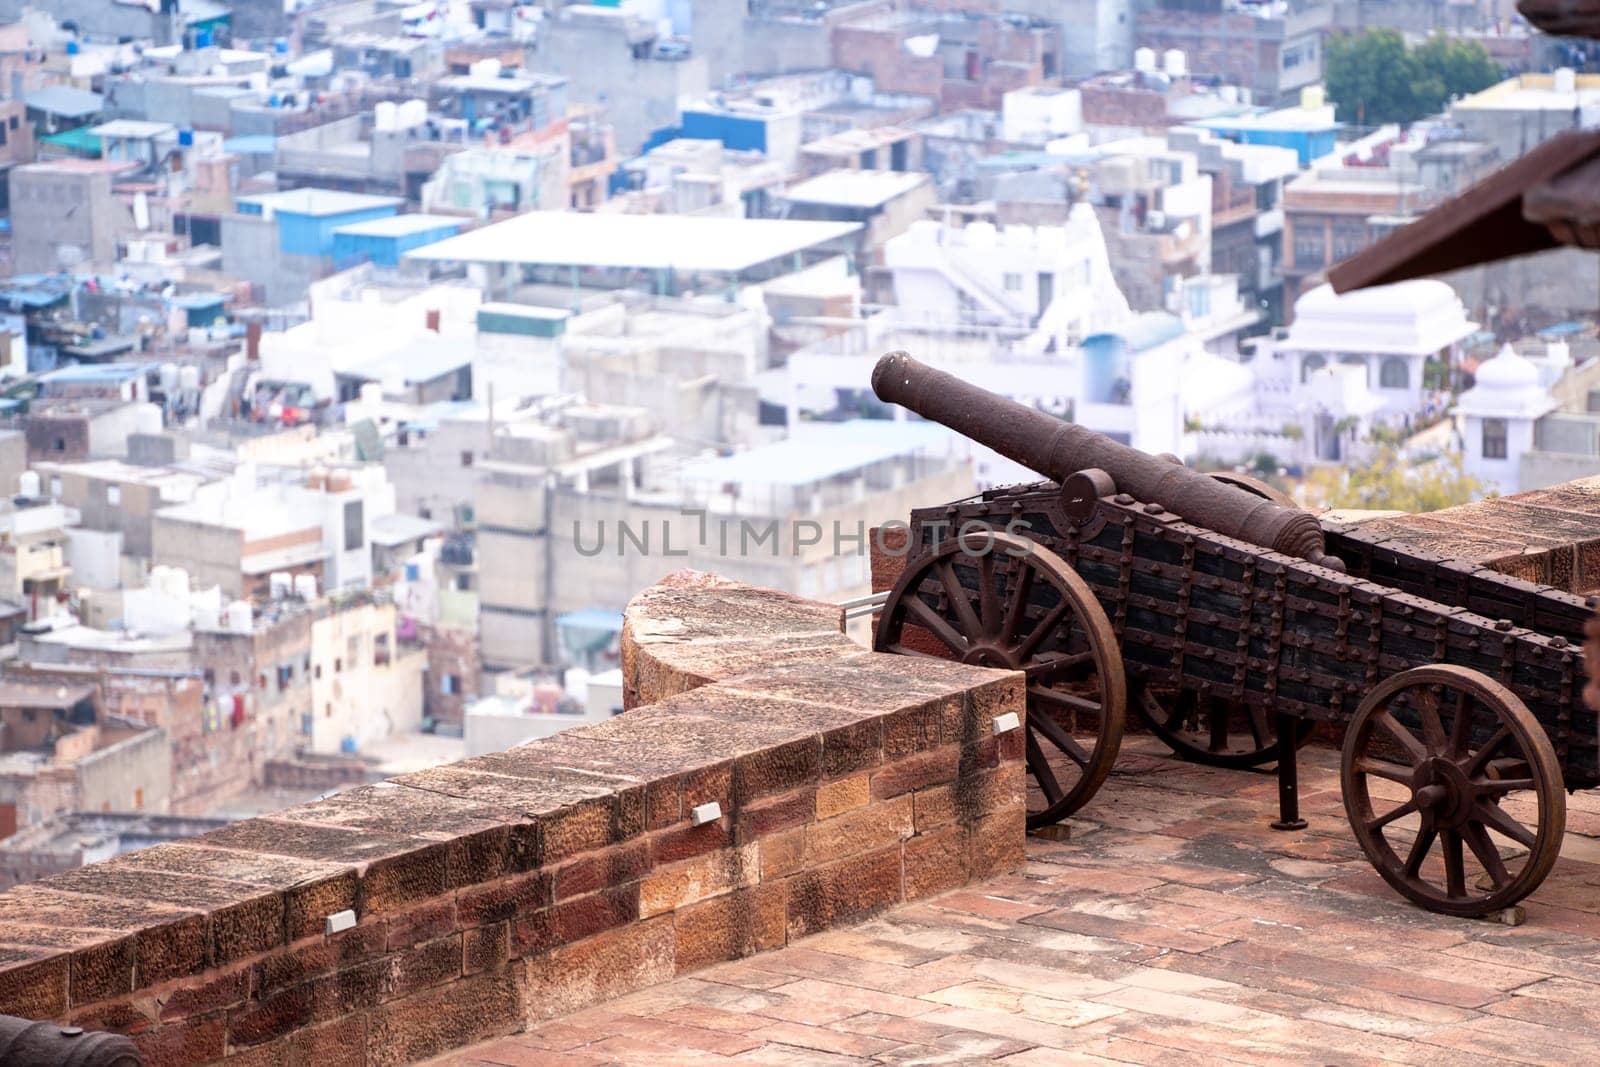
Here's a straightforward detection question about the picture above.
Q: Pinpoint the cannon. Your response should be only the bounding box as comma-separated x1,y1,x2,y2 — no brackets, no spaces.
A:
871,351,1595,917
0,1016,142,1066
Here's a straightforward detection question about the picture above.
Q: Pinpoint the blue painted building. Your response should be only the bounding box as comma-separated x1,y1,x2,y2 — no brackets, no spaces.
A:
1189,102,1340,168
332,214,465,268
237,189,404,258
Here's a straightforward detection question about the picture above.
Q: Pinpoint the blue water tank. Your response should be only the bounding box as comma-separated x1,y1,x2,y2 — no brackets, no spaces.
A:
274,38,289,54
195,29,212,48
65,40,79,55
341,735,358,754
178,128,194,146
1082,333,1127,405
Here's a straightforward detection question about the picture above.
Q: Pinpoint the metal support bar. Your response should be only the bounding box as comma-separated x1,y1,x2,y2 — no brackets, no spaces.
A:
1270,712,1308,831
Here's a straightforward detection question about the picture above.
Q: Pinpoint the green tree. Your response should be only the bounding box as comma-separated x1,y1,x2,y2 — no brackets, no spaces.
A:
1326,31,1501,126
1414,35,1503,105
1311,447,1484,513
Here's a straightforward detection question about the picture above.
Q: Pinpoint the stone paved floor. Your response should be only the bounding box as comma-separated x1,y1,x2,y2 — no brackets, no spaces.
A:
437,737,1600,1066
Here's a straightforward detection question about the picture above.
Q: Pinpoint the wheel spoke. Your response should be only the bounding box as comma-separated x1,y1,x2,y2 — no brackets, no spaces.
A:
1366,795,1421,832
1441,830,1466,898
1245,703,1269,750
1375,710,1428,764
1000,563,1036,643
1025,650,1093,680
1416,689,1447,754
1030,684,1101,718
1463,726,1513,777
1462,822,1512,889
1449,689,1473,758
904,597,969,655
935,561,983,641
1028,703,1093,766
1015,599,1069,662
1025,732,1064,805
1476,801,1537,850
1354,757,1413,785
1402,825,1438,879
978,553,1000,638
1403,825,1437,878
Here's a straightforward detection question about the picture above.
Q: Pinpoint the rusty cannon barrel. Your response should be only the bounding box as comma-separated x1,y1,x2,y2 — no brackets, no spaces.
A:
0,1016,142,1066
872,350,1340,568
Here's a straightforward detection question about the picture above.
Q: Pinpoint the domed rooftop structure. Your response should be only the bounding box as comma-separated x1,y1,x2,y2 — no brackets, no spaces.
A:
1281,281,1476,355
1457,343,1556,419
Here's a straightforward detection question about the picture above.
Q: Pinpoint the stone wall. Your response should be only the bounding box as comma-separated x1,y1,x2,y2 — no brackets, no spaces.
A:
0,571,1027,1065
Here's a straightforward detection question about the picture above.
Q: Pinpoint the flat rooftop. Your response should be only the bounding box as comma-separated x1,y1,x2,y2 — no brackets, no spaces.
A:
331,213,465,238
782,169,929,209
237,188,404,217
445,735,1600,1065
88,119,177,140
676,419,953,487
404,212,861,274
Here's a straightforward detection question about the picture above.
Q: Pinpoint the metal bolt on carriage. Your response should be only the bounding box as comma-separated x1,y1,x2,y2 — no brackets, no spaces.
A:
870,351,1594,918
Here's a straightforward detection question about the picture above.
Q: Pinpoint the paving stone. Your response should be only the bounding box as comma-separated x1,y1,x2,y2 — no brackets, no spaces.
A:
440,737,1600,1067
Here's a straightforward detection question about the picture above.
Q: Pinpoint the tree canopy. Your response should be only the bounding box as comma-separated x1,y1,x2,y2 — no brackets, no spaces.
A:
1325,30,1503,127
1303,446,1485,513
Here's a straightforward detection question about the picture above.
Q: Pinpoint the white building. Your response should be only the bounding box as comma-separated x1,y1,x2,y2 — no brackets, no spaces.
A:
1272,282,1476,420
1458,345,1558,496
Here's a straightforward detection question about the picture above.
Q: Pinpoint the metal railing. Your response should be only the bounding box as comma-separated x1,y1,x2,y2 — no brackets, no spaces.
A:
838,590,888,621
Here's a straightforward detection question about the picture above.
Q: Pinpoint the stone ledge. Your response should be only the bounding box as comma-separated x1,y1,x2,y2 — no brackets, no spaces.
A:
0,575,1026,1066
620,569,856,708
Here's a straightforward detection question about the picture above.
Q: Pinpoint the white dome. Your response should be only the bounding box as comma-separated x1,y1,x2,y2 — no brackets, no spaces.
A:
1456,343,1554,420
1473,344,1539,391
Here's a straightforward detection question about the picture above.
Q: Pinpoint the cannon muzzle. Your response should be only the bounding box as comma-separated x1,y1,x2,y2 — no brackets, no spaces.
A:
872,351,1337,567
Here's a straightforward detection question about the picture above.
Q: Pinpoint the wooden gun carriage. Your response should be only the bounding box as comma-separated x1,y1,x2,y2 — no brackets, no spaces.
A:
871,352,1595,917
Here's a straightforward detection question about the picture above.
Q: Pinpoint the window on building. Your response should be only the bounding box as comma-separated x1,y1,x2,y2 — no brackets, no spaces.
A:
1379,358,1409,389
334,657,342,673
1300,354,1327,383
456,573,471,591
134,787,143,809
1002,272,1024,292
343,499,364,552
461,451,475,467
230,670,241,686
1292,228,1326,270
315,664,323,679
106,485,120,505
441,674,459,695
1331,219,1368,261
1483,417,1508,460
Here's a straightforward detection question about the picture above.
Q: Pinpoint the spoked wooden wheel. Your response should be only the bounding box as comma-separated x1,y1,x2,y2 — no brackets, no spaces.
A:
1134,684,1316,770
874,531,1125,828
1342,665,1565,917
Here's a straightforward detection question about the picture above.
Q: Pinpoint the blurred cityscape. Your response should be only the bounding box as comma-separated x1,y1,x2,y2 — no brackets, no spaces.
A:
0,0,1594,889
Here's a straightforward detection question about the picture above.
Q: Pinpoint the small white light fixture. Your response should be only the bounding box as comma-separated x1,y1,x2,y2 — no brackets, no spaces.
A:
690,801,722,827
324,909,357,936
992,712,1021,735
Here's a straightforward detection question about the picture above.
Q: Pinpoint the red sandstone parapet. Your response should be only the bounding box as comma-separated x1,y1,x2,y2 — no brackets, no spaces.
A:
621,569,856,708
0,574,1027,1066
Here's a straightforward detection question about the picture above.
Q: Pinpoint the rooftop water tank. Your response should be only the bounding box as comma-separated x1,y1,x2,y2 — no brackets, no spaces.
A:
227,600,252,633
17,471,39,499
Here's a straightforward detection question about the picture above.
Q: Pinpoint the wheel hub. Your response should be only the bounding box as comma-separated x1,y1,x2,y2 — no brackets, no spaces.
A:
963,643,1019,670
1411,757,1473,828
